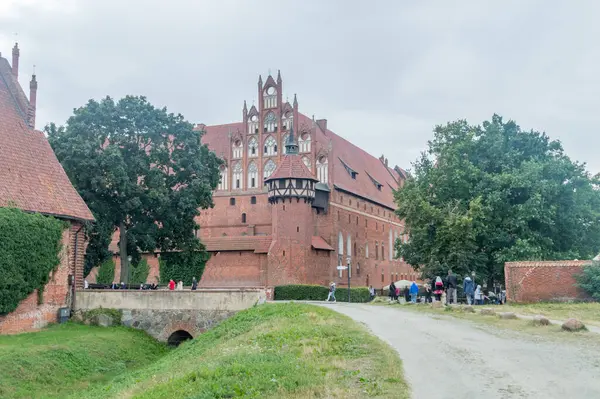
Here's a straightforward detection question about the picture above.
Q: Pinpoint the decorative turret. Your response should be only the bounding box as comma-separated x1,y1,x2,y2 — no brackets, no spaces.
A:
12,43,19,79
264,127,318,204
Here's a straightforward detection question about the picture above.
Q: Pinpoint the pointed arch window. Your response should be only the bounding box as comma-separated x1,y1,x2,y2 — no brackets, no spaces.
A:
264,86,277,109
389,229,393,260
248,137,258,157
247,161,258,189
264,136,277,156
232,162,243,190
218,164,228,191
282,133,289,154
263,159,276,180
282,111,293,131
248,114,259,134
317,156,328,183
232,139,243,159
347,234,352,258
264,111,277,133
375,241,379,260
365,242,369,259
299,131,311,153
302,156,311,170
338,231,344,278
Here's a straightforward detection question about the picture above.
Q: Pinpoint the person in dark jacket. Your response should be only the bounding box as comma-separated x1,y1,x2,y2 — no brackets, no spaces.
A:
424,284,432,303
403,286,410,302
445,270,458,304
389,282,396,302
191,277,198,291
463,276,475,305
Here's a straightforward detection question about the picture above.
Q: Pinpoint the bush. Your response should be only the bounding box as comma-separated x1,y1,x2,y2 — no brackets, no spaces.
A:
0,208,66,315
159,250,209,285
576,262,600,301
274,285,371,303
96,259,116,285
130,259,150,285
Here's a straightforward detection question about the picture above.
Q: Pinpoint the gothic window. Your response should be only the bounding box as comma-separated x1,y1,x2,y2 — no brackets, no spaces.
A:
264,111,277,133
338,231,344,278
248,114,259,134
247,161,258,189
375,242,379,260
302,156,311,170
389,229,393,260
248,137,258,157
232,162,243,190
282,111,293,131
218,164,228,191
241,213,246,223
282,133,289,154
299,132,311,153
232,139,243,159
264,86,277,109
382,244,385,260
264,136,277,156
317,156,328,183
347,234,352,259
365,242,369,259
263,159,276,179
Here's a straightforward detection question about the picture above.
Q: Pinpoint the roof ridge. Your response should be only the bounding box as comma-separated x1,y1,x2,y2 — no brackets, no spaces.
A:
0,57,28,124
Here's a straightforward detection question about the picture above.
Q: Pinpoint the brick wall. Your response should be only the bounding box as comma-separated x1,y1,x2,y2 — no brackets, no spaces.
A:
504,260,592,303
0,221,84,334
200,251,265,287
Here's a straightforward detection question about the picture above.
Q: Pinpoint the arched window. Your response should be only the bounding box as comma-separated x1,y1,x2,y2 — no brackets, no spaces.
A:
218,164,228,191
299,131,311,153
248,137,258,157
232,162,243,190
317,156,328,183
382,244,385,260
282,111,293,131
365,242,369,259
247,161,258,189
264,86,277,109
302,156,311,170
264,136,277,156
338,231,344,278
241,213,246,223
263,159,276,179
389,229,393,260
375,241,379,260
282,133,289,154
264,111,277,133
232,139,243,159
248,114,258,134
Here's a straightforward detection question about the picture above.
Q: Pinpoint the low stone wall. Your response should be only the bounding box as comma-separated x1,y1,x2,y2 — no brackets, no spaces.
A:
74,288,266,341
504,260,591,303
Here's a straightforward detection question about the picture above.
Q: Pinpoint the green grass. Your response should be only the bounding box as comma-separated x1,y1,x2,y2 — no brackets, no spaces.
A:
0,323,168,399
79,303,409,399
498,302,600,326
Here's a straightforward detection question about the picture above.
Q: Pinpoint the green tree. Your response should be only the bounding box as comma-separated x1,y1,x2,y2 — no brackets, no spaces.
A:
576,261,600,300
130,259,150,285
395,115,600,284
47,96,221,283
96,259,116,285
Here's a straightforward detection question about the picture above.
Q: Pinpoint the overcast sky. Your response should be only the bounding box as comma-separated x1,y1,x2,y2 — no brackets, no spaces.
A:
2,0,599,173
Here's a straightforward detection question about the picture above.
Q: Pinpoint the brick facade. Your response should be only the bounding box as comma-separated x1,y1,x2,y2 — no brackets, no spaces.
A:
0,222,86,334
504,260,592,303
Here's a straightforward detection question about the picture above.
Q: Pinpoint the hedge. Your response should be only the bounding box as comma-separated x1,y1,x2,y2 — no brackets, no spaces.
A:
159,250,209,285
0,208,66,314
274,284,371,303
96,259,116,285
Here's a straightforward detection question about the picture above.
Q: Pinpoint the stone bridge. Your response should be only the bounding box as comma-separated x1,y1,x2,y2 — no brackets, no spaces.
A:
74,288,266,344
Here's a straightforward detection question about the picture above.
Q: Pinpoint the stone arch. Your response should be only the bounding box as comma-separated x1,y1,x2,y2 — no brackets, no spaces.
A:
167,330,193,346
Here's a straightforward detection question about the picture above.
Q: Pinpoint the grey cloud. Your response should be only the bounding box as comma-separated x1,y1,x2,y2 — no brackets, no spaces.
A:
1,0,599,172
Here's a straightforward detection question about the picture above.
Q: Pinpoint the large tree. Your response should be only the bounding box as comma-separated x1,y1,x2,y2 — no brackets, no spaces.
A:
395,114,600,285
48,96,221,282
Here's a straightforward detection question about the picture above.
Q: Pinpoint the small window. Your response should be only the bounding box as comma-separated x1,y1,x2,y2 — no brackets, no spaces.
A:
251,196,257,205
297,226,299,232
381,272,384,283
279,178,286,187
356,216,358,225
376,222,378,231
357,263,360,276
382,244,385,260
349,199,352,206
365,219,368,227
296,179,302,189
241,213,246,223
283,205,286,211
354,243,357,256
341,195,343,202
230,198,236,206
283,250,286,257
236,179,240,189
348,214,351,223
274,144,278,153
251,177,256,188
338,211,340,221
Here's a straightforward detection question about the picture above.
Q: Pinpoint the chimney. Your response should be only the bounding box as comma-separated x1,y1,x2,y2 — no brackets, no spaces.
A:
12,43,19,79
28,74,38,129
316,119,327,132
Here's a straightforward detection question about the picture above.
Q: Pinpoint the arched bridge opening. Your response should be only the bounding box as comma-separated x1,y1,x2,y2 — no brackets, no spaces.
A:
167,330,193,347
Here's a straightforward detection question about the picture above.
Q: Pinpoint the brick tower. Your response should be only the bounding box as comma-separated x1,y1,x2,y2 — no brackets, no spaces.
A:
264,128,319,286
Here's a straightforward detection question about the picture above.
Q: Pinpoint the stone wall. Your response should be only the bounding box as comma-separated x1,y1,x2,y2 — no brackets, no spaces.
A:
0,222,85,334
504,260,592,303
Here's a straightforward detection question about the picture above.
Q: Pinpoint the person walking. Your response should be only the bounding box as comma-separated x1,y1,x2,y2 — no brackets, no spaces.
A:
445,270,457,305
191,277,198,291
168,279,175,291
474,285,484,305
369,285,376,301
326,282,337,302
463,275,475,305
389,282,396,302
409,281,419,303
433,276,444,302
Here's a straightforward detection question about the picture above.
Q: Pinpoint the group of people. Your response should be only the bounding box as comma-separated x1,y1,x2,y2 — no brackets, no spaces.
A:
424,270,506,305
84,277,200,291
168,277,199,291
388,281,420,303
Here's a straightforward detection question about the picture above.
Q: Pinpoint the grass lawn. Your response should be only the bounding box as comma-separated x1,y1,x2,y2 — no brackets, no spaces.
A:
79,303,409,399
498,302,600,327
0,323,168,399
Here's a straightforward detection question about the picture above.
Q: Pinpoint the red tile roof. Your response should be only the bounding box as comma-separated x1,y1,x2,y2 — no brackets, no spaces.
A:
311,236,334,251
200,235,272,253
0,55,94,221
265,153,317,181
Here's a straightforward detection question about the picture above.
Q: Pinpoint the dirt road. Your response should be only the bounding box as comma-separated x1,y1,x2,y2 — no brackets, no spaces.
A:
320,303,600,399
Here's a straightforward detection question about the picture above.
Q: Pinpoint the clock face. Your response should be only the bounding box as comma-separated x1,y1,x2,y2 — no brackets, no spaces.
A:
234,140,241,147
266,86,276,95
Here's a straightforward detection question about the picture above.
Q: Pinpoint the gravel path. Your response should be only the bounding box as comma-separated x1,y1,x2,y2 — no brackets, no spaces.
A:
320,303,600,399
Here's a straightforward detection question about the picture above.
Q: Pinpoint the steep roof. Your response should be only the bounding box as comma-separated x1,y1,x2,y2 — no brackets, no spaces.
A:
0,55,94,221
265,154,317,181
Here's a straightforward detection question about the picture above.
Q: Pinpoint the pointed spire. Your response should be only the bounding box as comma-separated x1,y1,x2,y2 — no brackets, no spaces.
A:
285,126,299,155
293,93,298,108
243,100,247,112
28,72,38,129
12,42,19,79
277,69,282,83
258,74,263,86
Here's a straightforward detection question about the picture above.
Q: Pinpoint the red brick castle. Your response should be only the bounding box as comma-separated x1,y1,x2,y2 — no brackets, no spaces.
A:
194,72,417,291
